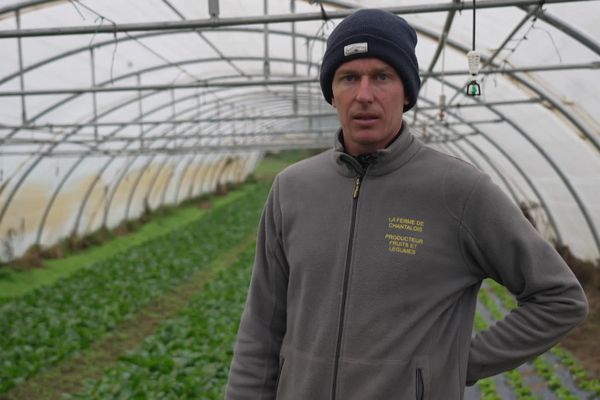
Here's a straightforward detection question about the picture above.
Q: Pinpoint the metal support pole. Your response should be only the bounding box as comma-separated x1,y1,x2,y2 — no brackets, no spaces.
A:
208,0,219,18
90,48,99,140
306,37,313,131
231,103,236,136
1,0,592,38
137,73,143,148
170,88,177,146
263,0,270,79
216,100,221,131
0,77,317,96
291,0,298,114
15,9,27,123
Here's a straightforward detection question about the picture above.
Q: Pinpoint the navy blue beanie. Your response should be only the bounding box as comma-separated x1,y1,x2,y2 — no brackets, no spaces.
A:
319,9,421,111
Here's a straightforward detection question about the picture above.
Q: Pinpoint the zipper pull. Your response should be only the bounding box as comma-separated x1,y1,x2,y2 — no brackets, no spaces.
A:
352,175,362,199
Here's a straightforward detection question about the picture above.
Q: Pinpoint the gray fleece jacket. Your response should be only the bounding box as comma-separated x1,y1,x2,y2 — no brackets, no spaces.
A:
225,125,588,400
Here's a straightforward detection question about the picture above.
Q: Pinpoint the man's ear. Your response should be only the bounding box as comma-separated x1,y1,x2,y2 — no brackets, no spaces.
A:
404,97,410,105
331,97,337,108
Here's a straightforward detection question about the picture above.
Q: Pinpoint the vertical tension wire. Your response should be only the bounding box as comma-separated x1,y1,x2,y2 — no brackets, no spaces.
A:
466,0,481,96
472,0,476,51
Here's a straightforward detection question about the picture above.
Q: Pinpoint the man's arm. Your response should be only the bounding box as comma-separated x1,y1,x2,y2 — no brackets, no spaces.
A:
225,177,288,400
460,175,588,384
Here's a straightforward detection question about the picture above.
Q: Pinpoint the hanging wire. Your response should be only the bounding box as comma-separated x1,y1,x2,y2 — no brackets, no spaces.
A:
68,0,86,20
306,1,335,77
498,3,561,68
466,0,481,96
71,0,202,85
472,0,476,51
318,1,329,21
439,42,447,121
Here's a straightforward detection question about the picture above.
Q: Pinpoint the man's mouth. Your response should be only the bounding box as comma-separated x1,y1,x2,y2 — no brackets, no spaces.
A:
352,113,379,120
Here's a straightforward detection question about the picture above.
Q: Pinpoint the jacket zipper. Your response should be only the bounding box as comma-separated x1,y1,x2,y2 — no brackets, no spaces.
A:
275,357,285,393
331,174,363,400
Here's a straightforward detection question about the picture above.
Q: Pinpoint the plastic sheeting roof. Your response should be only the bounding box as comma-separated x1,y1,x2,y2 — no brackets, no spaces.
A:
0,0,599,261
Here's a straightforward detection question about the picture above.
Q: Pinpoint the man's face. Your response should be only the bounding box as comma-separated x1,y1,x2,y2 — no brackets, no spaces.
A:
331,58,409,156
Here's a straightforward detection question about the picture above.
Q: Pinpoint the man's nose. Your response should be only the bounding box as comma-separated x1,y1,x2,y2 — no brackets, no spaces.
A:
355,76,374,103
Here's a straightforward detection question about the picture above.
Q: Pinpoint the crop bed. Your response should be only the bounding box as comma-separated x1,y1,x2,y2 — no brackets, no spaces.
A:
0,182,270,395
465,281,599,400
69,243,256,399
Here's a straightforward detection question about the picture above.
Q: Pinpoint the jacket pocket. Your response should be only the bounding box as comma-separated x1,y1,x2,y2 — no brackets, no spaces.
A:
413,356,429,400
416,368,424,400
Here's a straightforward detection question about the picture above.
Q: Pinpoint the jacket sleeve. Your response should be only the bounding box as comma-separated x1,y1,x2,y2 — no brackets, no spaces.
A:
225,176,289,400
461,175,588,385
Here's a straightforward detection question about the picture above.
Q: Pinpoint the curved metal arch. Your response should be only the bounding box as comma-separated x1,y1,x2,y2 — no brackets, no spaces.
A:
0,0,63,16
400,15,600,252
8,2,596,253
171,93,322,196
415,80,592,249
412,108,540,215
420,0,460,88
92,98,244,232
0,19,588,231
213,156,236,190
127,99,202,221
518,5,600,56
5,0,596,256
446,139,523,204
189,153,219,198
119,88,324,222
93,86,323,235
23,80,327,243
0,25,324,87
2,1,598,158
20,78,323,243
202,156,228,193
170,106,253,205
219,156,244,185
191,153,221,198
435,137,558,239
177,155,207,203
158,152,177,207
433,134,553,234
156,143,183,208
2,56,321,145
123,155,164,221
171,103,226,206
443,140,522,203
414,23,600,154
436,140,517,199
71,86,324,236
421,125,522,205
316,2,600,153
410,109,563,242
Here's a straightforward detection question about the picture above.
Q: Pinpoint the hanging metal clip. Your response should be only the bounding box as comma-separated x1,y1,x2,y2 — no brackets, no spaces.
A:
466,50,481,96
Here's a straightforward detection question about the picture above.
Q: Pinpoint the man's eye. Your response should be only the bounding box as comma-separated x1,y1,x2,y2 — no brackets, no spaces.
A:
376,73,389,80
341,74,356,82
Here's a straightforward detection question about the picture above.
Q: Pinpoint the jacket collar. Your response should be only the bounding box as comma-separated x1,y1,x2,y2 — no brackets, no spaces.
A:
331,123,422,177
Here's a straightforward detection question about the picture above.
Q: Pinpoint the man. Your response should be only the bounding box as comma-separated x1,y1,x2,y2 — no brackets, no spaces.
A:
225,9,588,400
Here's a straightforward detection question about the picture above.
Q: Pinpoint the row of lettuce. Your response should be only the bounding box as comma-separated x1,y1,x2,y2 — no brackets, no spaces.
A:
475,281,599,400
0,181,270,395
67,259,599,399
67,244,256,399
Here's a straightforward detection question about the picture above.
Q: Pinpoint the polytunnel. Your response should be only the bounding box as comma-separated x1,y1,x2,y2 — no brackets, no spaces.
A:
0,0,599,263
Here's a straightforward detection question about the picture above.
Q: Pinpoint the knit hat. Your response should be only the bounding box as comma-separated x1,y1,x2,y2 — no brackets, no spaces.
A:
319,9,421,111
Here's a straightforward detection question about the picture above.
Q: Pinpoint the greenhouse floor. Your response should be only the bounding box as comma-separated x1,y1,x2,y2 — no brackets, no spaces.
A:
0,152,598,400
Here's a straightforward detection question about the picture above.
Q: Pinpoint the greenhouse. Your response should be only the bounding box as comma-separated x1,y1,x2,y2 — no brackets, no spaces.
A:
0,0,599,399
